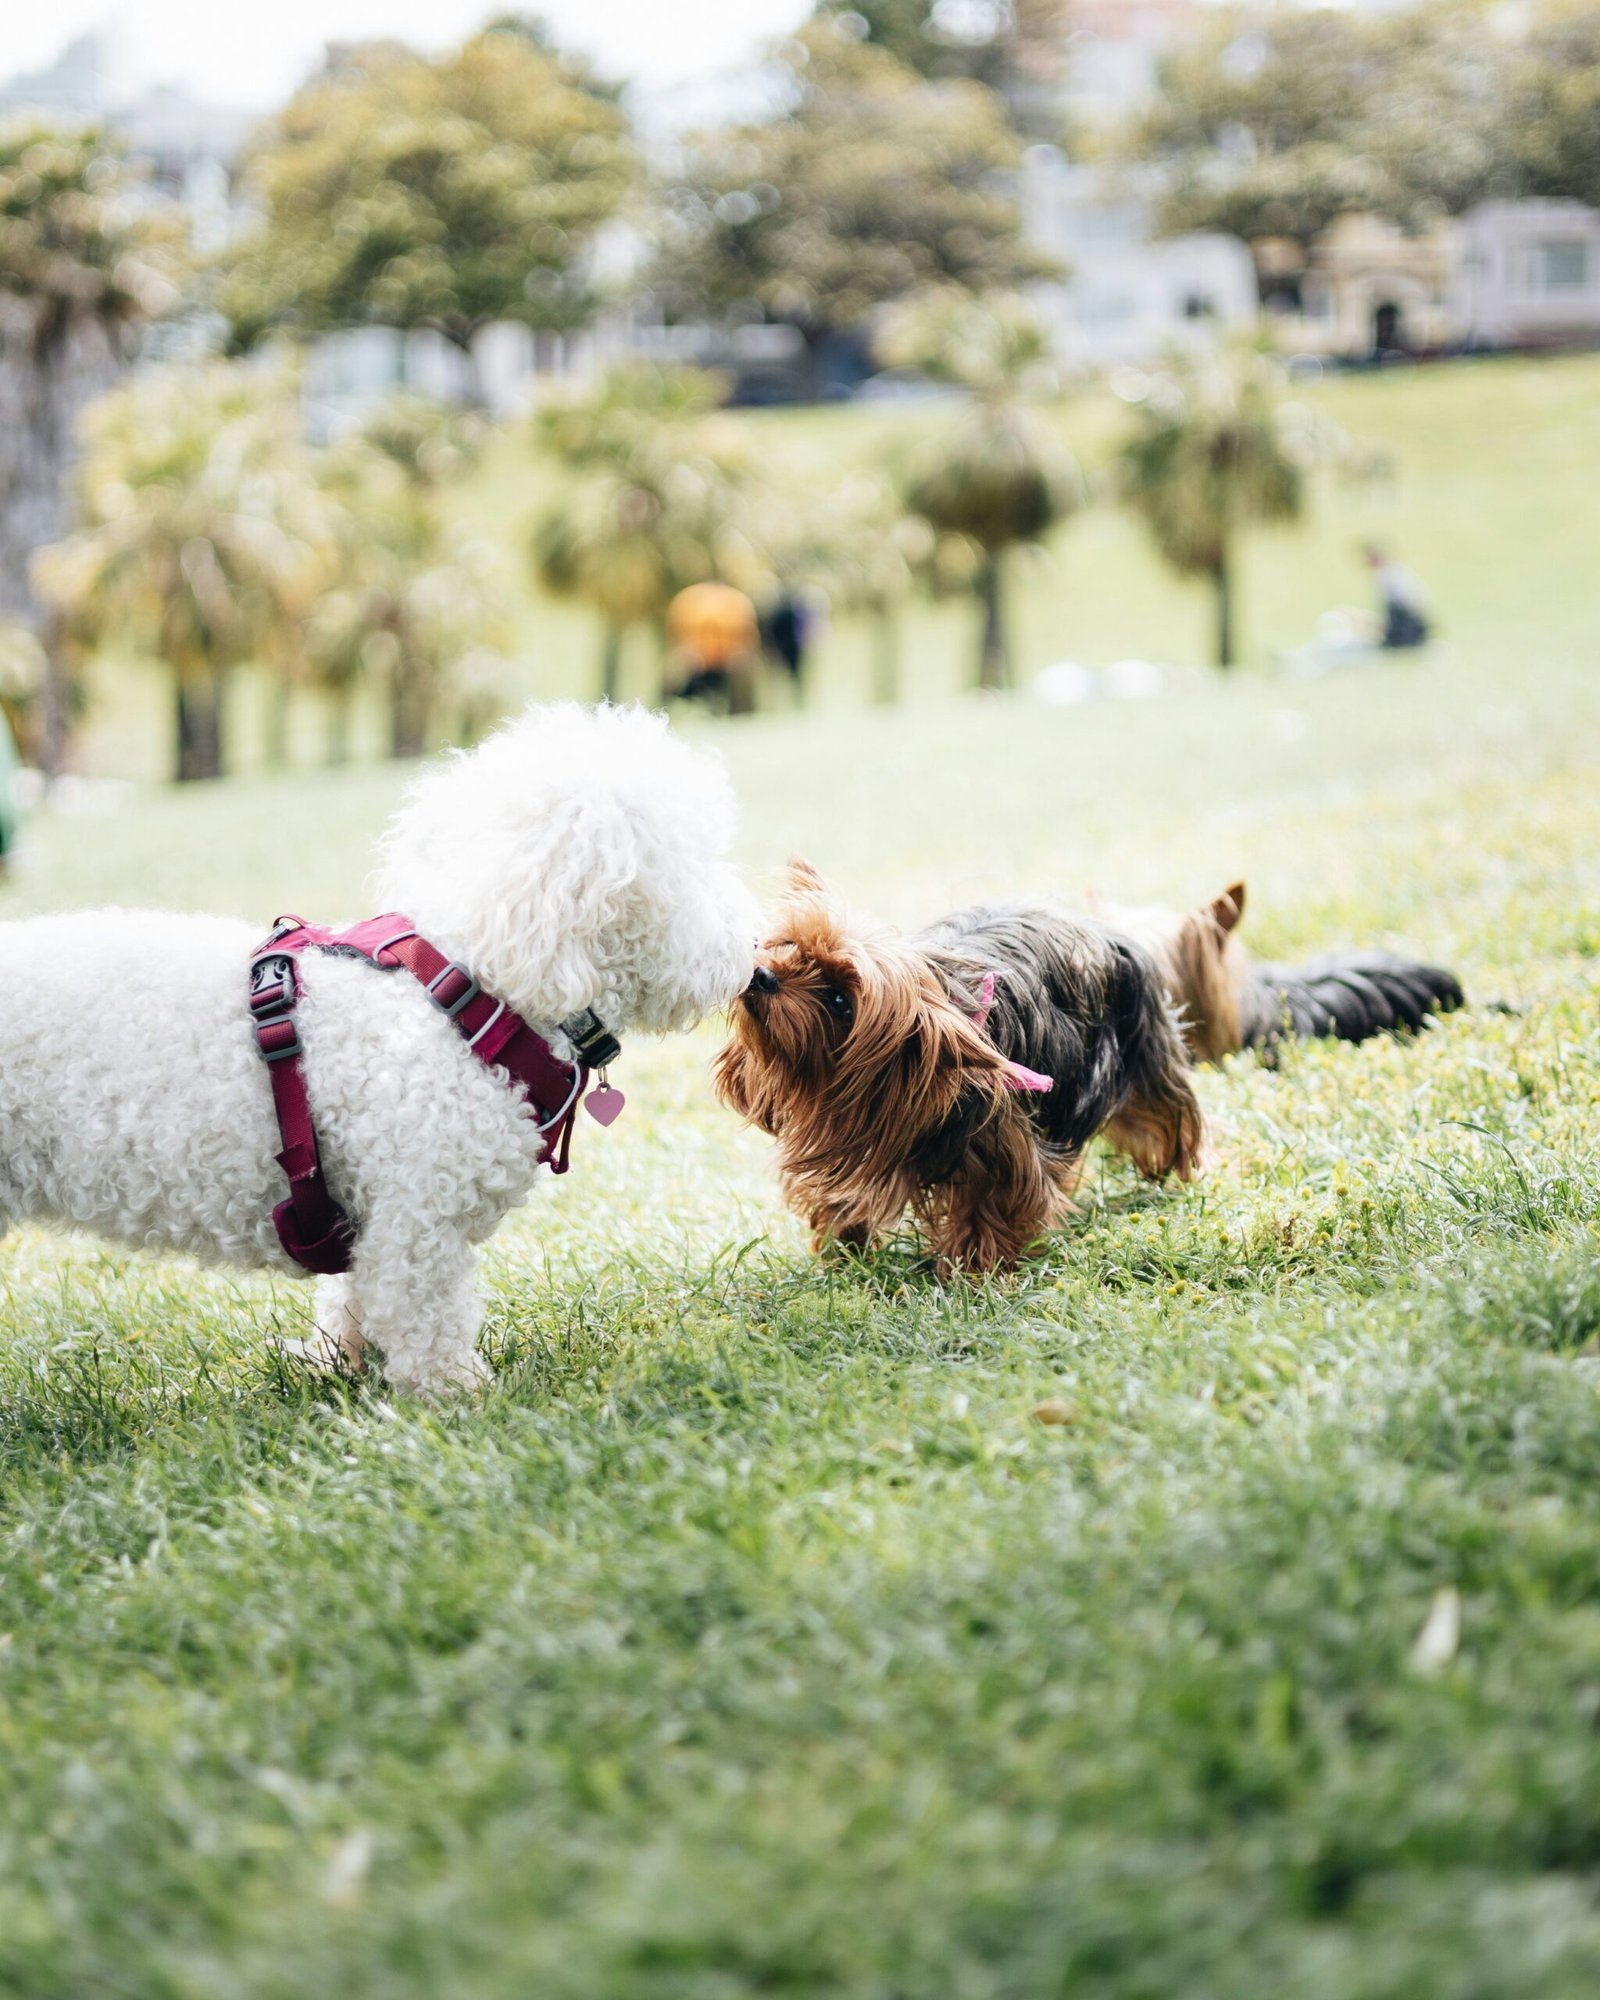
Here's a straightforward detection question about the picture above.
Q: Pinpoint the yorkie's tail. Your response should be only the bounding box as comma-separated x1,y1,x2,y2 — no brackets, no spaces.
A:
1237,952,1464,1050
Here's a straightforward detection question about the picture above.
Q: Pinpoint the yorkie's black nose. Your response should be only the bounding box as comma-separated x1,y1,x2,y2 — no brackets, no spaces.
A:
748,965,779,996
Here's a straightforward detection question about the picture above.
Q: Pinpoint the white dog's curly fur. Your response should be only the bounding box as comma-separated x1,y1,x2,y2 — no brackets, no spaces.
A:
0,703,757,1393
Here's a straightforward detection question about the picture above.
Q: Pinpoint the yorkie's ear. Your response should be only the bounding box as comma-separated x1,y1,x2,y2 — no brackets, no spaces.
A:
786,856,828,897
1209,882,1246,934
710,1035,766,1129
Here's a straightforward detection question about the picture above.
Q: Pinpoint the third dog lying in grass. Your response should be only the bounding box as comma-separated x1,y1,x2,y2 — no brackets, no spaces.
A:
1106,881,1464,1064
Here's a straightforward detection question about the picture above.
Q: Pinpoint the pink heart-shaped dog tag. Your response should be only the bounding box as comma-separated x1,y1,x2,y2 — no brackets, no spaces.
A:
584,1084,625,1126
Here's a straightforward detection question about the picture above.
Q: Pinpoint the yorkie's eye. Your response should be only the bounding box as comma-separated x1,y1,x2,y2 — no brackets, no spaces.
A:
825,985,853,1021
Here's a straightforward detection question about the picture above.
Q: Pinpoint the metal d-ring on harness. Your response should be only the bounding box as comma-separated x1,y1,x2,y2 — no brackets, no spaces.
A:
246,912,623,1275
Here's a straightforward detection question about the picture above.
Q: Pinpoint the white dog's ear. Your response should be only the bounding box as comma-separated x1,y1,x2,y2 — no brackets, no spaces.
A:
375,755,641,1024
462,783,642,1021
376,701,754,1032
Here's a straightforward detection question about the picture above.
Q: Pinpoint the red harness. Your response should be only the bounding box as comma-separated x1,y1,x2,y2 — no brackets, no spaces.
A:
247,913,620,1276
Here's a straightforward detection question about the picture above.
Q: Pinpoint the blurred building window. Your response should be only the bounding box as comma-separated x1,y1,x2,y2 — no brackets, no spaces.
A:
1535,242,1589,292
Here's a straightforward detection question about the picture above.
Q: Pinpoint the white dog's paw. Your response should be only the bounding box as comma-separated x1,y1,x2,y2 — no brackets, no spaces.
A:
386,1346,493,1399
278,1330,364,1378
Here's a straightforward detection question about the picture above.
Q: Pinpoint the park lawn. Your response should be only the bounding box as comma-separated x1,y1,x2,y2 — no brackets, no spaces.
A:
68,350,1600,783
4,620,1600,1995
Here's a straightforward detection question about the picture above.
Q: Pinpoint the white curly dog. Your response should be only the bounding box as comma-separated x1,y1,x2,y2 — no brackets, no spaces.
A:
0,703,757,1394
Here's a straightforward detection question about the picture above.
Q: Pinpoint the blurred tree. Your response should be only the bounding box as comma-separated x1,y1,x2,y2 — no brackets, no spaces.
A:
0,125,179,766
1117,344,1311,670
530,365,756,699
656,22,1050,393
1501,1,1600,209
221,25,635,395
313,396,509,759
757,469,932,705
1138,5,1508,254
813,0,1070,127
888,289,1079,690
32,364,334,781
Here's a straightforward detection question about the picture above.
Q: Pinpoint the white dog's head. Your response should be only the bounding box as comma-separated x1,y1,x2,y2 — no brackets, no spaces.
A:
374,703,758,1037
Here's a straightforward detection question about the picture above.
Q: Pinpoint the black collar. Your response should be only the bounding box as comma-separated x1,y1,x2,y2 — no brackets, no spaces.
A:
560,1007,622,1070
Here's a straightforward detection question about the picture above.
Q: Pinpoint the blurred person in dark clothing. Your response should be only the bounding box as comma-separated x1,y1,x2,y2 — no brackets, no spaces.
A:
1365,545,1432,649
762,592,812,695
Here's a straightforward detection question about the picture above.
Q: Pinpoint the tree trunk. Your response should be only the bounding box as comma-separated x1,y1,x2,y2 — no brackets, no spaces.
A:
599,625,622,703
390,620,429,758
976,549,1009,692
655,624,674,710
797,322,834,404
0,309,125,773
871,604,900,706
175,672,225,782
445,324,489,412
391,666,429,759
263,671,291,769
40,615,76,777
1214,550,1235,670
326,684,354,766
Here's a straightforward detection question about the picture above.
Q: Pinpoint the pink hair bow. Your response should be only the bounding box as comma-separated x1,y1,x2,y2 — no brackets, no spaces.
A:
968,972,1052,1092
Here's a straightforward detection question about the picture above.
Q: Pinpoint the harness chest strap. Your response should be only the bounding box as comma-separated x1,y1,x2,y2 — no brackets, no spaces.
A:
248,913,621,1276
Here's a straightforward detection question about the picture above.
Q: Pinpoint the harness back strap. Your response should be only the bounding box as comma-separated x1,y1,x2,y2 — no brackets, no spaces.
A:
248,912,615,1276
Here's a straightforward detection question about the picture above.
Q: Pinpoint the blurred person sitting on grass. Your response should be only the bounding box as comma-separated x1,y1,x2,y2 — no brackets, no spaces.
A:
1281,544,1436,678
668,581,760,715
1365,544,1432,650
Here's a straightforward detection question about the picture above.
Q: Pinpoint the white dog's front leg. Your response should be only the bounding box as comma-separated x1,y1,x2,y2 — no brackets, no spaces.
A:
314,1273,370,1367
277,1273,371,1377
349,1219,488,1397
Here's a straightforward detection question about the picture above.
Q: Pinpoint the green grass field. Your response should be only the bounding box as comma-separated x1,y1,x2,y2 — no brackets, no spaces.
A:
4,355,1600,1996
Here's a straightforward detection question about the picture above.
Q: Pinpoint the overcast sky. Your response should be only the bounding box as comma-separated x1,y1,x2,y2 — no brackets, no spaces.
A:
6,1,815,113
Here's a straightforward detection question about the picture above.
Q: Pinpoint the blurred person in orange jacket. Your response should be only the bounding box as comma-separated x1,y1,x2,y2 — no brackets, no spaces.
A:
668,581,759,715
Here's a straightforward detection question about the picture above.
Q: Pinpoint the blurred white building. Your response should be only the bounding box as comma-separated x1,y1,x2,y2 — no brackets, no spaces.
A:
1021,149,1258,365
0,31,254,247
1258,202,1600,359
1454,201,1600,349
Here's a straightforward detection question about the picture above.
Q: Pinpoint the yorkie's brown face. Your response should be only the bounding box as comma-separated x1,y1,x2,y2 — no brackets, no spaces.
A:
714,861,1061,1270
727,878,868,1101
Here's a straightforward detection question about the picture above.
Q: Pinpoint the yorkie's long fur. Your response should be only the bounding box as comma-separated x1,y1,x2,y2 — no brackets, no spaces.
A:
714,863,1203,1273
1111,881,1464,1064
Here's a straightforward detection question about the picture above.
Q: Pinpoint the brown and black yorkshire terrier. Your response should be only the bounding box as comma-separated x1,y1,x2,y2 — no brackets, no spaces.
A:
1110,881,1464,1064
714,863,1204,1273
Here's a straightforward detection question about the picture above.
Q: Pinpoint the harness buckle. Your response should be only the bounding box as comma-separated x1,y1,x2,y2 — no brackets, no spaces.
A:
255,1015,303,1063
426,961,480,1018
248,952,297,1021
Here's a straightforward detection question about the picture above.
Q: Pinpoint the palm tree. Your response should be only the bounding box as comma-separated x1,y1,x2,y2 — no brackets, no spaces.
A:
885,290,1080,691
0,125,179,767
32,363,334,781
762,471,932,707
313,396,505,759
530,365,753,701
1117,343,1308,670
